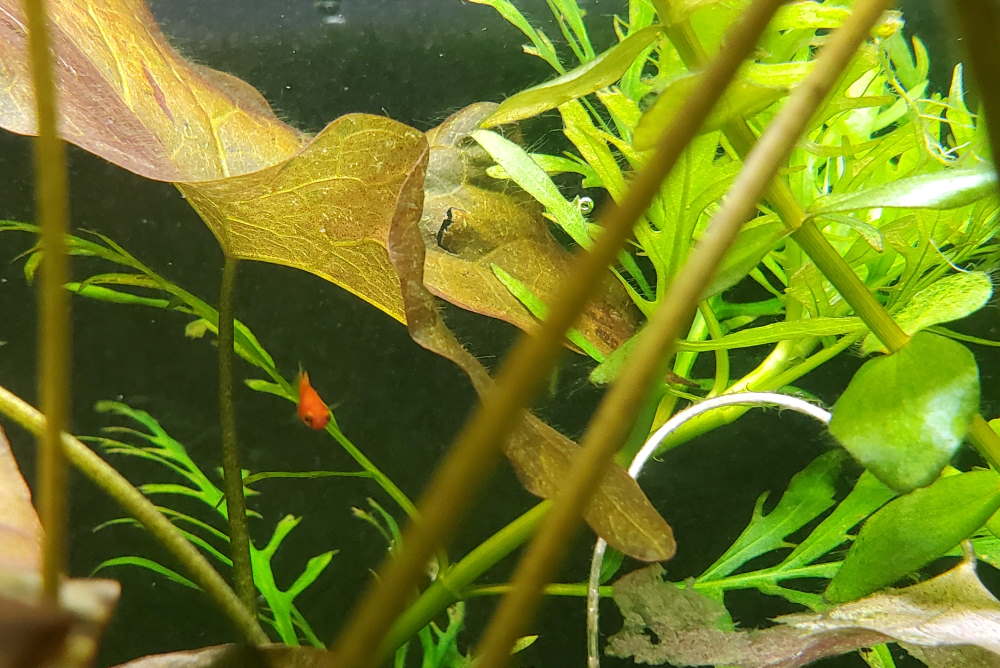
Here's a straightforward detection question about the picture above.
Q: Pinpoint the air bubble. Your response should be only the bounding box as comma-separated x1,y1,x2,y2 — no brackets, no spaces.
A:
315,0,346,25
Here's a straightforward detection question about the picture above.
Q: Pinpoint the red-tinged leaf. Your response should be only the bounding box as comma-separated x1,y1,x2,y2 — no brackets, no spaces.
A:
386,135,674,562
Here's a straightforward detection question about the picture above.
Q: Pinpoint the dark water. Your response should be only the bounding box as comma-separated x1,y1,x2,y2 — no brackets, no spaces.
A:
0,1,992,667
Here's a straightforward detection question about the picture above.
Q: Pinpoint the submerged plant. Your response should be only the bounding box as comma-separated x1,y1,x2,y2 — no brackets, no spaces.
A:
3,0,1000,667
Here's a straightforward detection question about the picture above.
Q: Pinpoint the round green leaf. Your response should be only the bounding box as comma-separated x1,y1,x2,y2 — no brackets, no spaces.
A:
826,469,1000,603
828,332,979,492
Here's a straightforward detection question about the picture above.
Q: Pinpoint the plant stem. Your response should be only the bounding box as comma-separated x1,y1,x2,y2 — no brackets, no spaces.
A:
379,502,548,660
468,583,612,598
23,0,72,602
217,256,256,617
327,1,778,664
473,1,803,664
0,385,268,644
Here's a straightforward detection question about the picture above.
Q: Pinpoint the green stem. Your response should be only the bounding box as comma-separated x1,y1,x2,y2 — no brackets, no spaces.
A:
24,0,71,602
379,502,548,660
468,583,613,598
0,385,268,644
217,256,256,617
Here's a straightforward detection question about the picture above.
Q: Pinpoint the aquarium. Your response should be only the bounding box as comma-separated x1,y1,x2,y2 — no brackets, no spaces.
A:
3,1,1000,667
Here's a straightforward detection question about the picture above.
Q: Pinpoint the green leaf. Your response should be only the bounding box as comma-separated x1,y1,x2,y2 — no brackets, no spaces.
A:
825,469,1000,603
471,129,590,245
490,263,605,361
698,451,844,582
828,332,980,492
66,282,173,308
467,0,562,72
286,551,337,600
92,556,199,590
809,166,997,214
480,26,663,127
635,76,785,150
861,272,993,354
245,378,292,400
778,471,897,570
704,221,789,298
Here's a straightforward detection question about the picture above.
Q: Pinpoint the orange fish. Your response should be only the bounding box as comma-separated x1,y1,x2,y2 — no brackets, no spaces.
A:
296,370,330,430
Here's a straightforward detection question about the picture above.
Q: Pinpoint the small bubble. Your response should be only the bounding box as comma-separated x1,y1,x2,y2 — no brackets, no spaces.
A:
315,0,345,24
576,196,595,215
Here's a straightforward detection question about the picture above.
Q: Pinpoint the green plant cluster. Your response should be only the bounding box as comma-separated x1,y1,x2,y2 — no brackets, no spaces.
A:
6,0,1000,666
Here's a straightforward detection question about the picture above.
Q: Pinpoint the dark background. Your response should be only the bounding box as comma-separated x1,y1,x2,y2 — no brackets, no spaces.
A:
0,1,985,667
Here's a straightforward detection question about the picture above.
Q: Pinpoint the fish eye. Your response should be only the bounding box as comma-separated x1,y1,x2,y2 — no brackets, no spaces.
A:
303,415,313,427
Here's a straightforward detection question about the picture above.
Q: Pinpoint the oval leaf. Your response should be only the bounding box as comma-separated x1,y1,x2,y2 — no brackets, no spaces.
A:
829,332,979,492
825,469,1000,602
481,26,662,127
809,166,997,214
861,272,993,354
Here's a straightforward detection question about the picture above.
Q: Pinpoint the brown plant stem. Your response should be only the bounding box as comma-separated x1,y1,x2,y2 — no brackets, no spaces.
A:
217,255,257,616
472,1,895,665
23,0,71,602
326,1,781,664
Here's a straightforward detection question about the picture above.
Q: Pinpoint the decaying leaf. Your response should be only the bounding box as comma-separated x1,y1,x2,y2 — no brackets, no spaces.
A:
112,644,329,667
421,103,638,355
0,427,120,667
179,115,428,321
387,136,673,562
0,425,41,572
608,553,1000,667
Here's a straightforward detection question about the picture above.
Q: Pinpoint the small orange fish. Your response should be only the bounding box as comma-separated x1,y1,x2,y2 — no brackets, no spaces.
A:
296,370,330,430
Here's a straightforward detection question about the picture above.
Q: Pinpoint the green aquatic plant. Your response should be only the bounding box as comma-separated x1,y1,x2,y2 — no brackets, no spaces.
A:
6,0,1000,666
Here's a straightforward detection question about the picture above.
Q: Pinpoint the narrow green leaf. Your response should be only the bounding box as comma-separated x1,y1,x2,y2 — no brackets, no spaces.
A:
778,471,897,570
467,0,562,71
491,263,605,361
481,26,662,127
862,272,993,354
699,452,844,582
809,166,997,214
825,470,1000,602
245,378,291,400
471,129,590,245
829,332,980,492
286,551,337,600
66,282,172,308
92,556,199,590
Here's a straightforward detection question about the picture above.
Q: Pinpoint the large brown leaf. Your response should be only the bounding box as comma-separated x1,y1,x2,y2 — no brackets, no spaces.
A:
178,116,428,320
421,103,639,355
387,139,674,562
0,0,304,181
